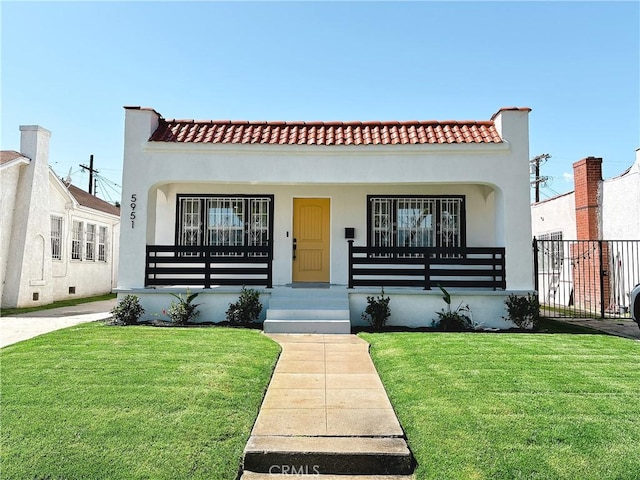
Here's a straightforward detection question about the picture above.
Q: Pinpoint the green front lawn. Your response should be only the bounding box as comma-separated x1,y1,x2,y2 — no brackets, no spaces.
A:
362,332,640,480
1,323,280,480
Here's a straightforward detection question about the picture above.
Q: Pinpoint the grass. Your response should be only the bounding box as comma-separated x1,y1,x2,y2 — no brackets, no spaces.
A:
0,292,116,316
361,331,640,480
1,322,280,480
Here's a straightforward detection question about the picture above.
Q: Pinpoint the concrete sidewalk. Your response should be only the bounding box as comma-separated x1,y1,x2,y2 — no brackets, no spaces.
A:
0,299,116,348
241,334,414,478
556,317,640,340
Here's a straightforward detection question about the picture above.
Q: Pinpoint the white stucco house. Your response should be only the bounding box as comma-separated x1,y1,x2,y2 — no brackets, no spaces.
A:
117,106,534,331
532,150,640,315
1,125,121,309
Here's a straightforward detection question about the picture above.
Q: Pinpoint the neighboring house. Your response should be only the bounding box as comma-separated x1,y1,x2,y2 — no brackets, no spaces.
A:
118,106,534,330
1,125,120,309
531,150,640,314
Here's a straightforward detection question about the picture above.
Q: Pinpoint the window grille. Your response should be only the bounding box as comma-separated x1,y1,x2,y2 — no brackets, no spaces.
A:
51,216,63,260
368,196,464,253
248,198,270,257
85,224,96,261
98,226,108,262
177,195,272,256
179,197,201,247
206,197,245,250
71,220,83,260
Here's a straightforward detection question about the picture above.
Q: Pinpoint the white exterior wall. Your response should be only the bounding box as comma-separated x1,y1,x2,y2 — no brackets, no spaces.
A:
1,126,120,309
150,182,497,286
531,150,640,242
48,180,121,301
120,107,533,290
602,150,640,240
531,192,577,240
3,127,54,307
118,107,533,327
0,163,23,297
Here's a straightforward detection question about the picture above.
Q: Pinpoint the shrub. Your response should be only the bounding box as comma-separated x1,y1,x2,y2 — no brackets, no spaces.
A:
362,287,391,331
432,286,473,331
226,287,262,325
504,293,540,330
166,290,201,325
110,295,144,325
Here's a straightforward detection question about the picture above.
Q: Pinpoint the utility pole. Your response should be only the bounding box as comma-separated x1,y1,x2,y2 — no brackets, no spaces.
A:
530,153,551,203
80,155,99,195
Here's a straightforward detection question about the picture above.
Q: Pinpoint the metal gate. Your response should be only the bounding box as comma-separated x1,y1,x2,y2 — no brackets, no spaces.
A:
533,239,640,318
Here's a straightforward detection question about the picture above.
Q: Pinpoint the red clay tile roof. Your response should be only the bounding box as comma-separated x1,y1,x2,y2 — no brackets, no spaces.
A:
1,150,27,165
149,118,503,146
67,183,120,217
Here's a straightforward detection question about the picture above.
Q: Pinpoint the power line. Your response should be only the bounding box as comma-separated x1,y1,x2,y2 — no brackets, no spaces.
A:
79,154,99,195
530,153,551,203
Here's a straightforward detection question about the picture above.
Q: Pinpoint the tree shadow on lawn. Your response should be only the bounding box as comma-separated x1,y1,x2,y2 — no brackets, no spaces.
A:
353,317,605,335
106,319,264,329
106,317,608,336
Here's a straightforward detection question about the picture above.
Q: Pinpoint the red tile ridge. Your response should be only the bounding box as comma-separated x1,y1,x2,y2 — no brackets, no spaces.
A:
148,113,508,146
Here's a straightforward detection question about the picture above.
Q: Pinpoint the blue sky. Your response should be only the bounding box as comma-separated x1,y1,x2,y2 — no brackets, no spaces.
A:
2,1,638,204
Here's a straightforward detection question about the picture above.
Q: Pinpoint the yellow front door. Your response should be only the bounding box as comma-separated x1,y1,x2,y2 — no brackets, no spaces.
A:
293,198,330,283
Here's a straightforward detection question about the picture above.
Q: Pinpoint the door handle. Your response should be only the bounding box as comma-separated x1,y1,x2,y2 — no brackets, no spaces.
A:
292,238,297,260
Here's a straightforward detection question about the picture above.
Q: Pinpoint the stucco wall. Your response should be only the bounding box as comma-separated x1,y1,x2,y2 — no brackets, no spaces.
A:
118,286,526,329
0,165,22,300
1,125,121,308
602,165,640,239
531,192,576,239
48,182,121,301
119,107,534,293
149,182,498,287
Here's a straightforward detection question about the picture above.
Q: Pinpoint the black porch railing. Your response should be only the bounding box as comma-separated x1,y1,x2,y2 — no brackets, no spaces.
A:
145,245,273,288
348,240,506,290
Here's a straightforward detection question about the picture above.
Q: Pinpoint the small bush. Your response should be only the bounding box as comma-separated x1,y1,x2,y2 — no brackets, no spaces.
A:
166,290,201,325
362,287,391,331
110,295,144,325
432,285,473,331
226,287,262,325
504,293,540,330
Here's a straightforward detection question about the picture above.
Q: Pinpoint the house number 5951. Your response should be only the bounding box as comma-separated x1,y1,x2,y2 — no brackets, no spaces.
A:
130,194,137,228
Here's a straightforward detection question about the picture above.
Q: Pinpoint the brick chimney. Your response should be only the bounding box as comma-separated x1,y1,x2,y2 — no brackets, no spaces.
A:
571,156,609,315
573,157,602,240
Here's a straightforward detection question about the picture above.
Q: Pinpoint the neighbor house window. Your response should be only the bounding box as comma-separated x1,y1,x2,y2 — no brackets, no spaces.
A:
368,196,465,249
51,216,63,260
85,224,96,261
177,195,273,255
71,220,83,260
98,226,108,262
537,231,563,271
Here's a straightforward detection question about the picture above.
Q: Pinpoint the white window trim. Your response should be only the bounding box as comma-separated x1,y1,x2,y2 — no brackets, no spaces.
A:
51,215,63,260
71,220,84,261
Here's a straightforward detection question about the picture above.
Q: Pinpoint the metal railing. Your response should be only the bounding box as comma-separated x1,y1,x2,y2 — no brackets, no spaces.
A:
534,239,640,318
145,244,273,288
348,241,506,290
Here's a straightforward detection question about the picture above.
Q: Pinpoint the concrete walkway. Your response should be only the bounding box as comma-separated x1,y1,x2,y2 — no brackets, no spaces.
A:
242,334,414,479
0,299,116,348
556,317,640,340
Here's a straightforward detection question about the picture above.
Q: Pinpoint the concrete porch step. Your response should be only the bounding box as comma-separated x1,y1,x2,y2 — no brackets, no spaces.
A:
243,436,414,476
264,287,351,334
241,473,414,479
263,319,351,334
267,307,349,320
